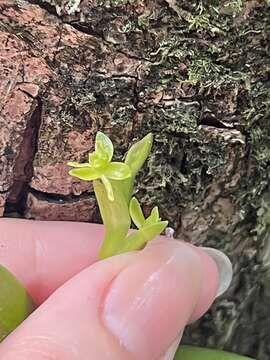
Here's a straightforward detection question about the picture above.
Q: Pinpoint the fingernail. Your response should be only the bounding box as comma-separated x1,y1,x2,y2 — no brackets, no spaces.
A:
102,241,202,360
201,247,232,297
160,331,183,360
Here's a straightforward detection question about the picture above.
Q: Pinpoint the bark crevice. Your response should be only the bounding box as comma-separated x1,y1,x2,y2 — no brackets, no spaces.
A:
4,96,42,215
28,186,94,204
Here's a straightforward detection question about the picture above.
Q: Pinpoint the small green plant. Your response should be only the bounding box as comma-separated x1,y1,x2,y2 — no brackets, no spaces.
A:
68,132,168,259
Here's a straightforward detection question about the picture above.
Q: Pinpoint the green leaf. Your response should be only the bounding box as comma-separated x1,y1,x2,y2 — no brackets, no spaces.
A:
117,220,168,254
94,180,130,259
104,162,131,180
144,206,160,226
122,133,153,201
0,265,35,341
174,346,254,360
129,197,145,228
101,175,114,201
125,133,153,177
67,162,91,168
95,132,114,162
69,167,100,181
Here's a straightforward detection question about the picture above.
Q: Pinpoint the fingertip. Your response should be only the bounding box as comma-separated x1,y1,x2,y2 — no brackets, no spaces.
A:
188,246,220,323
147,237,220,324
103,240,203,359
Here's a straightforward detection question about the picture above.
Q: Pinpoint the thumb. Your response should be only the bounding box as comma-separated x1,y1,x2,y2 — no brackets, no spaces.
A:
0,240,220,360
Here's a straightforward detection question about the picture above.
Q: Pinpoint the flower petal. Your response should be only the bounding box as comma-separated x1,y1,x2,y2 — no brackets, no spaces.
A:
95,132,114,162
104,162,131,180
67,162,91,168
69,167,100,181
101,175,114,201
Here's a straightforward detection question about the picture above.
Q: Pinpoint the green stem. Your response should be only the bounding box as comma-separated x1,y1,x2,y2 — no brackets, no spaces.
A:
94,180,130,259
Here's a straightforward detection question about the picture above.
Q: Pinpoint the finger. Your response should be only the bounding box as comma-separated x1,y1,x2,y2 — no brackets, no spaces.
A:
0,218,103,304
0,240,219,360
158,244,223,360
188,245,232,323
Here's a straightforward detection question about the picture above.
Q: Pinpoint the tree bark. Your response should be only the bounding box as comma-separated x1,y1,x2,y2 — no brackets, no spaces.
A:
0,0,269,358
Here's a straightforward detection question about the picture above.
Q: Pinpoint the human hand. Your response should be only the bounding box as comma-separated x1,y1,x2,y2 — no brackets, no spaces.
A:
0,218,231,359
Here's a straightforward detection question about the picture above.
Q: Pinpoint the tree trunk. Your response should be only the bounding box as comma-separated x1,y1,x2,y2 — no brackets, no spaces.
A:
0,0,269,358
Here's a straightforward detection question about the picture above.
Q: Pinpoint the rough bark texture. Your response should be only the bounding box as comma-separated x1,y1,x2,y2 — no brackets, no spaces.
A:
0,0,269,358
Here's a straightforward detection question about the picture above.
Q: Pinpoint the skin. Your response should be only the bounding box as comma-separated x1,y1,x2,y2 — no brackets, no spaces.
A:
0,218,219,360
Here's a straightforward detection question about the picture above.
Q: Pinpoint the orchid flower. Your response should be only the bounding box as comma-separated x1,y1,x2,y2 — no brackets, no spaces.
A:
68,132,131,201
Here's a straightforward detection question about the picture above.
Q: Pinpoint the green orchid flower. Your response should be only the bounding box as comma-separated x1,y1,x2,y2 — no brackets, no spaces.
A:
68,132,131,201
